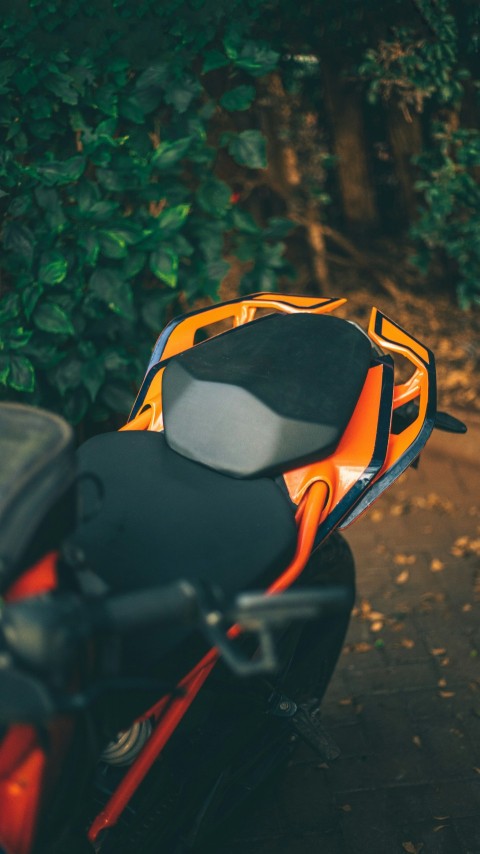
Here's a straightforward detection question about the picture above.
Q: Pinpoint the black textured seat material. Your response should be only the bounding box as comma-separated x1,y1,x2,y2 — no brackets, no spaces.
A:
163,312,372,478
0,404,75,589
74,430,297,600
73,430,297,671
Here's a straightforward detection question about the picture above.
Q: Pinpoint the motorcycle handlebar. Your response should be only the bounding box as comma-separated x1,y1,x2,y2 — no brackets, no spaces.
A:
0,580,352,722
88,579,200,634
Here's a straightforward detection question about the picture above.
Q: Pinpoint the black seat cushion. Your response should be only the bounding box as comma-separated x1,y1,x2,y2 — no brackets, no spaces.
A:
73,431,297,598
72,431,297,677
163,312,372,478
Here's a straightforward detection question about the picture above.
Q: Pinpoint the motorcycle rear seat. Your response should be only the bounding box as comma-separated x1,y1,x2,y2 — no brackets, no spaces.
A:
163,312,372,478
0,404,75,590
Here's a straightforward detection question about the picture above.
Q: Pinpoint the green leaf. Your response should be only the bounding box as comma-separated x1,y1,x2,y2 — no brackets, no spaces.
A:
63,388,89,425
141,292,176,332
156,204,190,234
135,64,168,90
8,196,30,218
79,232,100,266
100,382,133,414
123,251,146,279
99,230,128,260
8,327,32,349
36,156,86,186
84,201,120,221
264,217,295,239
15,66,37,95
220,85,256,112
22,283,43,319
3,223,35,266
50,356,83,396
89,269,135,320
39,250,68,285
149,248,179,288
231,208,261,234
9,354,35,392
76,180,101,214
165,78,199,114
227,130,267,169
120,94,146,124
0,355,10,385
34,186,61,213
44,72,79,105
151,137,192,169
96,169,127,192
82,358,106,401
0,292,20,322
233,42,279,77
196,178,232,217
34,302,75,335
0,59,18,88
202,50,229,74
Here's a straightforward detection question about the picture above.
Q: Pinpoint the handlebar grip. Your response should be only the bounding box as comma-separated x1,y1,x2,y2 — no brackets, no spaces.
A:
89,579,199,634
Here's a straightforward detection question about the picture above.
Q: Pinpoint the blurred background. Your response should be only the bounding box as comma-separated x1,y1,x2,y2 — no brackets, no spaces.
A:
0,0,478,434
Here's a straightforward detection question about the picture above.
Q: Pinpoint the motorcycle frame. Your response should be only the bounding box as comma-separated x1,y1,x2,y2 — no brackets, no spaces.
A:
0,294,435,854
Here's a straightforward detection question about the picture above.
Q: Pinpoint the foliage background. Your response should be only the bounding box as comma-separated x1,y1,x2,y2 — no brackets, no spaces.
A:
0,0,479,428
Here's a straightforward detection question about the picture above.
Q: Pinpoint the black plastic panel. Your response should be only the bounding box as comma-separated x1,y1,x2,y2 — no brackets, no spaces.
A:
163,313,372,478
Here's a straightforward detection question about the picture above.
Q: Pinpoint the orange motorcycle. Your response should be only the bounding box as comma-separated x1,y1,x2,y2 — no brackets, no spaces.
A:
0,293,466,854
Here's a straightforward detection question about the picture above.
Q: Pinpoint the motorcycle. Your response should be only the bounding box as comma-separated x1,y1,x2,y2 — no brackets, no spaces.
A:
0,292,466,854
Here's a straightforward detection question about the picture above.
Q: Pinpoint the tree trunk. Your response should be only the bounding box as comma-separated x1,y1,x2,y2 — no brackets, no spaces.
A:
387,105,423,222
322,62,378,231
257,73,330,292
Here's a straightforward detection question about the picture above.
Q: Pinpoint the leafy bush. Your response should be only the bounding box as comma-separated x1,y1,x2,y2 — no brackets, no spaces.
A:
411,125,480,308
0,0,291,425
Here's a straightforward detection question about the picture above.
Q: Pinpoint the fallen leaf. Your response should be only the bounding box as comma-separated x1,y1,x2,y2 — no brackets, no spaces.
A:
431,648,447,656
360,599,372,615
402,842,423,854
396,570,410,585
367,611,385,622
439,690,455,698
394,554,416,566
340,804,352,812
433,815,449,820
438,678,447,688
370,621,384,633
412,735,422,748
433,825,447,832
371,510,383,523
317,762,329,769
391,504,405,517
440,657,450,667
473,767,480,775
430,558,445,572
338,697,353,706
401,638,415,649
462,603,473,612
354,642,374,653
